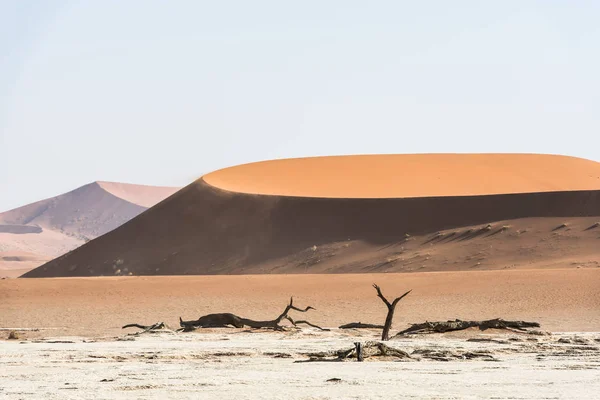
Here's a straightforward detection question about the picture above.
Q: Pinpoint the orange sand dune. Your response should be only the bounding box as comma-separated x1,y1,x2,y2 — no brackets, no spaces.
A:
23,154,600,278
204,154,600,198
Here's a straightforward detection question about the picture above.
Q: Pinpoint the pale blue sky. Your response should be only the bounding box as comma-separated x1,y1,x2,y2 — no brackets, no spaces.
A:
1,1,599,212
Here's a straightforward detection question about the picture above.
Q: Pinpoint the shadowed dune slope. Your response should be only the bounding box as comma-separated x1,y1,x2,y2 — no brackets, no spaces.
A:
23,154,600,277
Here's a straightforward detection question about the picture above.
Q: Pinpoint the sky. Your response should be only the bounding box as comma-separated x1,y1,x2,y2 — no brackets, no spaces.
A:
1,1,599,212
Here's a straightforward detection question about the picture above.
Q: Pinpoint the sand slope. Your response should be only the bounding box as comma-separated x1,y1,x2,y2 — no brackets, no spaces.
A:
22,154,600,278
0,182,179,277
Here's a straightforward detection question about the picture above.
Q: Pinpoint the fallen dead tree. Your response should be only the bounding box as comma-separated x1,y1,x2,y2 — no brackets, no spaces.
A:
373,284,412,341
179,297,329,332
395,318,541,336
339,322,384,329
299,341,499,362
300,341,412,362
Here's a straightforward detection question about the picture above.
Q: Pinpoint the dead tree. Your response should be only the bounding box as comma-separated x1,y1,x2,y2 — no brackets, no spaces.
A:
373,284,412,341
179,297,329,331
354,342,363,361
121,322,173,335
179,313,245,329
122,322,166,330
395,318,540,336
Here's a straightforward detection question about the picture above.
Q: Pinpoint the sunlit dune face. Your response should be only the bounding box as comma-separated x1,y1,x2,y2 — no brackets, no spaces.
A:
96,182,180,208
202,154,600,198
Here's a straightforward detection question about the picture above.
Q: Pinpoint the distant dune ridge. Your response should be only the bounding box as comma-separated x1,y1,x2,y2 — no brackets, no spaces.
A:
22,154,600,278
0,182,179,277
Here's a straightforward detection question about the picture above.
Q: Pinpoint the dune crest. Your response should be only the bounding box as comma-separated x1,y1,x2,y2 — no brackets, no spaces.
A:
97,181,179,208
204,154,600,198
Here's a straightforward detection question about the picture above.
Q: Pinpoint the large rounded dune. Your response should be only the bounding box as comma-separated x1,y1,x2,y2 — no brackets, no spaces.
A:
204,154,600,198
22,154,600,277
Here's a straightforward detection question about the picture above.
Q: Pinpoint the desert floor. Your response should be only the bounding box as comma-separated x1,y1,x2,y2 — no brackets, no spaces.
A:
2,329,600,399
2,269,600,337
2,270,600,399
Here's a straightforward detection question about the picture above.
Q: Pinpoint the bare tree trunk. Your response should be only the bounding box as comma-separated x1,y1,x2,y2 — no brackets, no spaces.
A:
373,284,412,341
354,342,363,361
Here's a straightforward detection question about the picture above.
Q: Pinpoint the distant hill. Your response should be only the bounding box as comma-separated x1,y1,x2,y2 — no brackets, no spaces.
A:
0,182,180,277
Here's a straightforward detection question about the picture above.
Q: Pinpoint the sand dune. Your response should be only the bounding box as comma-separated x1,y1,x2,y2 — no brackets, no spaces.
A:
0,182,179,277
204,154,600,198
0,181,179,238
22,154,600,278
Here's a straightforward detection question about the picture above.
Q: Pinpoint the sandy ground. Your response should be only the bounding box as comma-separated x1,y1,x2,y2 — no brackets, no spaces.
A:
2,270,600,399
3,270,600,338
1,329,599,399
